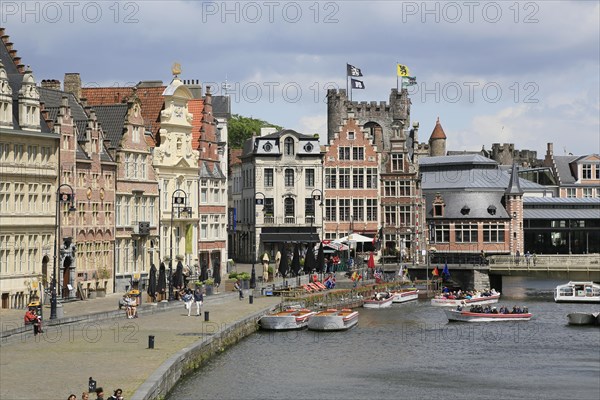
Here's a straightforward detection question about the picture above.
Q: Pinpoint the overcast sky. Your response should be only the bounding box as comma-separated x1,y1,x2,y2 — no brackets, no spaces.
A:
3,0,599,155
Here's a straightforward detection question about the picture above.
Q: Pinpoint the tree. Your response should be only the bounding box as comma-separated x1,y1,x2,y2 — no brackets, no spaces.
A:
228,114,282,149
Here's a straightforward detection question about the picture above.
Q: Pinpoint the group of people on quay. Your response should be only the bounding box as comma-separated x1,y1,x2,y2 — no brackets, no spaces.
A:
67,387,123,400
439,287,498,300
459,304,529,314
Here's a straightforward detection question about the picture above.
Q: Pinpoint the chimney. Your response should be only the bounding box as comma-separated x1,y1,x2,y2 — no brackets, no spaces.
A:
547,143,553,156
41,79,61,90
64,73,82,100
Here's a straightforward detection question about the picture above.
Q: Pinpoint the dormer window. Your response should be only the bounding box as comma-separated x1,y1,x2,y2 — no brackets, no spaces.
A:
303,142,313,152
433,192,445,217
348,131,355,140
487,205,497,215
461,205,470,215
263,142,273,152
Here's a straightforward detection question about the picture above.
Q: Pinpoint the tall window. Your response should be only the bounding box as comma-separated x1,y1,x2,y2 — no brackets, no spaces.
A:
285,169,294,187
384,181,396,196
339,168,350,189
434,224,450,242
391,153,404,171
284,137,294,155
325,199,336,221
366,199,377,221
366,168,377,188
305,168,315,187
398,180,411,196
339,199,350,221
384,205,396,225
399,205,411,225
582,164,592,179
284,197,295,217
325,168,337,189
353,168,364,189
338,147,350,160
352,199,364,221
305,198,315,220
264,198,274,215
264,168,274,187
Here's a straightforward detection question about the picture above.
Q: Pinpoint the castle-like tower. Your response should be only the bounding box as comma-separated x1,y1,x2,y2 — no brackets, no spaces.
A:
428,117,447,157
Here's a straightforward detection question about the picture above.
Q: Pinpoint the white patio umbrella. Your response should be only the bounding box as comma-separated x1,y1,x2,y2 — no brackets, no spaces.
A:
338,233,374,243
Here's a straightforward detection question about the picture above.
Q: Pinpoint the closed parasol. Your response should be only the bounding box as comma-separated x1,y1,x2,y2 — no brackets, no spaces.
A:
368,252,375,268
303,243,315,275
147,263,157,300
157,262,167,294
317,242,325,274
278,245,289,278
291,244,301,277
174,261,184,289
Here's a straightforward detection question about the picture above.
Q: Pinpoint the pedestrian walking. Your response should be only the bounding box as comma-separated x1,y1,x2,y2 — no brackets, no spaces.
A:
81,393,89,400
526,251,531,266
95,388,104,400
182,289,194,317
234,279,244,300
193,287,203,316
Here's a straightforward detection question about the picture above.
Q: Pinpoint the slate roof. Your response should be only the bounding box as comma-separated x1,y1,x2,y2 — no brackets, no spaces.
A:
420,155,546,191
552,155,578,184
93,104,128,149
424,191,510,220
212,95,231,119
505,163,524,195
523,197,600,220
261,129,314,140
213,163,226,179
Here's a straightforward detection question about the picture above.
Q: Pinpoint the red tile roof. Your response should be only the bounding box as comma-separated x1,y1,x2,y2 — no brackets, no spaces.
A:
430,117,447,140
188,98,205,150
82,86,166,146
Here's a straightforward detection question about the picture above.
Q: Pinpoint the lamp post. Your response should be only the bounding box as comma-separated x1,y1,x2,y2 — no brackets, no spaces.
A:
310,189,324,241
51,184,76,320
170,189,191,301
253,192,266,289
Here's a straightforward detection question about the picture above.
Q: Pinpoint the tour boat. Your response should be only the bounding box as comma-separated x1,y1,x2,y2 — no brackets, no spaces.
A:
445,309,532,322
258,308,316,331
567,312,600,326
431,291,500,307
392,289,419,303
307,308,359,331
554,281,600,303
363,292,394,309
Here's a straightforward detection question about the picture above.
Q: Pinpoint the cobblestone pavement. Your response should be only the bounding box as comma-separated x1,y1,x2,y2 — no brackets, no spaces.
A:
0,289,281,399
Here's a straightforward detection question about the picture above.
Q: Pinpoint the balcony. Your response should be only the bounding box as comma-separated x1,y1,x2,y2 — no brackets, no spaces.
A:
260,216,298,226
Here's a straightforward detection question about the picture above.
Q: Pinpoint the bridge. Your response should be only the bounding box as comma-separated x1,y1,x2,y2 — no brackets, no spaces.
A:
404,254,600,292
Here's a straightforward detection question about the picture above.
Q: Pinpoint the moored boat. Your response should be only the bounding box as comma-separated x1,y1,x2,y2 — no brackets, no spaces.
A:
554,281,600,303
431,290,500,307
259,308,316,331
307,308,359,331
445,308,532,322
567,312,598,326
392,289,419,303
363,292,393,309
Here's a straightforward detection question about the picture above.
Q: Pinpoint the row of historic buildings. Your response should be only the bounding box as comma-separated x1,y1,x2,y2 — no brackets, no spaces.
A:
1,27,599,310
0,29,229,309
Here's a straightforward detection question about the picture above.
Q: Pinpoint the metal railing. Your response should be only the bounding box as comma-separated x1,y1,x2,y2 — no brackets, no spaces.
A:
488,254,600,272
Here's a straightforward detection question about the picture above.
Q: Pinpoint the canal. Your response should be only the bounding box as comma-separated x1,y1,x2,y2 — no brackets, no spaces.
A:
168,277,600,399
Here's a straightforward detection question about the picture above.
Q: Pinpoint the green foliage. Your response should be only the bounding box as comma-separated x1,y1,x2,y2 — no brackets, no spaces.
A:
203,278,215,286
238,272,251,281
228,272,239,280
228,114,282,149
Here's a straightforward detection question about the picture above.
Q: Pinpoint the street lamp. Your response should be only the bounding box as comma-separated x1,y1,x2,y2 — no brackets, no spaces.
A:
253,192,266,289
51,184,76,320
310,189,324,240
170,189,191,301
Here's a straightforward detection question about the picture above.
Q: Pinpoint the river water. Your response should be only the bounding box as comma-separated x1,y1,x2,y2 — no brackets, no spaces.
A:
168,277,600,400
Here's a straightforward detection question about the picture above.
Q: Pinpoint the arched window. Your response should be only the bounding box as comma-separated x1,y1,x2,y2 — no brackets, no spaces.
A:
284,137,294,155
284,197,295,217
285,168,294,187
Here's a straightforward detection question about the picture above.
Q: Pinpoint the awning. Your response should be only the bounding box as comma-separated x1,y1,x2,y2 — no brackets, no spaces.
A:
261,233,320,243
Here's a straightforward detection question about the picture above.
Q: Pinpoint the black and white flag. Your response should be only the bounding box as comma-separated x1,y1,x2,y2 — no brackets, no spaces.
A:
347,64,363,77
351,78,365,89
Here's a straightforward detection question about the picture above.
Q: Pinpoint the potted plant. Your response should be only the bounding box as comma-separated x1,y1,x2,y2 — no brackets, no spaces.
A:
95,267,111,297
238,272,251,289
267,266,274,282
88,287,96,299
203,278,215,296
225,273,238,292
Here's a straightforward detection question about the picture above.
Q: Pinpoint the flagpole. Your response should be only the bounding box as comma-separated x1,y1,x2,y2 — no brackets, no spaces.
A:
346,62,349,96
396,62,399,91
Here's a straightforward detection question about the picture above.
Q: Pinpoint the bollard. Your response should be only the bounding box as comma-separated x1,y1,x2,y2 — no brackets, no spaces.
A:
148,335,155,349
249,294,254,304
204,311,209,321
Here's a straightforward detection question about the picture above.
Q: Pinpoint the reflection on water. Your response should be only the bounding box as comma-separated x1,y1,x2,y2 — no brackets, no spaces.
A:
168,278,600,400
